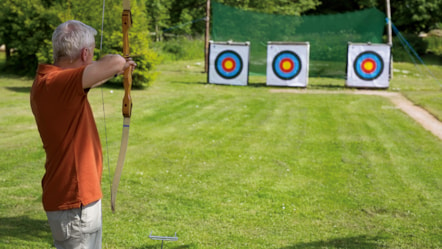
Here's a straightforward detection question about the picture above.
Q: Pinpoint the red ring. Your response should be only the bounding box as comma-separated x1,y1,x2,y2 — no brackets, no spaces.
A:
279,58,294,73
222,58,236,72
361,58,377,74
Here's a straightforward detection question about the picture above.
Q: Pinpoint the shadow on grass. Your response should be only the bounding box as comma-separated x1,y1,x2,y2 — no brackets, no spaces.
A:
4,83,148,94
0,216,52,245
135,244,192,249
309,84,347,90
168,78,350,90
281,235,386,249
5,86,31,93
3,84,130,94
170,80,208,85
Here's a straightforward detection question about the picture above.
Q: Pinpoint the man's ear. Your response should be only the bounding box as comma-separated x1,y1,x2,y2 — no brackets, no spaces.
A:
80,48,88,62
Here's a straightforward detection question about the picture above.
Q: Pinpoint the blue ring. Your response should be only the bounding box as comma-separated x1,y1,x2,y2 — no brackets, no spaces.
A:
215,50,243,79
272,51,301,80
353,51,384,81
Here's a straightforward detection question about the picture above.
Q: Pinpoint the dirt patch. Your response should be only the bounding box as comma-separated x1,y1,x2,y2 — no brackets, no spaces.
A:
270,89,442,140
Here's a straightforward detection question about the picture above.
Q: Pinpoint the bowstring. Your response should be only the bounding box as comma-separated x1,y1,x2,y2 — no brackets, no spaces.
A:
99,0,113,199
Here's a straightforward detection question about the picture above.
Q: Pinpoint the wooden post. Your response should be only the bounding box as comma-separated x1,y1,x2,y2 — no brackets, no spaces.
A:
386,0,392,46
386,0,393,79
204,0,211,73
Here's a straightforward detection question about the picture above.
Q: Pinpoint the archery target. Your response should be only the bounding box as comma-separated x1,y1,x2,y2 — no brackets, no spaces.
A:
273,51,301,80
346,43,391,88
266,42,309,87
215,50,243,79
208,41,250,85
354,51,383,80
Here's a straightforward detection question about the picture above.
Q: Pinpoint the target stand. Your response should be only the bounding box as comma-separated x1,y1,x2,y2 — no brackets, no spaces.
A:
266,42,310,87
208,41,250,86
149,231,178,249
346,43,391,88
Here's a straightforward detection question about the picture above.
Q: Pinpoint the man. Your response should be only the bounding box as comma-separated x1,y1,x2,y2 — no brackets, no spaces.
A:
30,20,135,248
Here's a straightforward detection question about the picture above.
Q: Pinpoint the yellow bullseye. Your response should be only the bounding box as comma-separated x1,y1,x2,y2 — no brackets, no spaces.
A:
224,60,234,70
282,61,292,71
363,61,374,71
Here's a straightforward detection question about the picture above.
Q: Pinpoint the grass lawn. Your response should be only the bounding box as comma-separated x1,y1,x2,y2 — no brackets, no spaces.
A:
391,62,442,120
0,58,441,248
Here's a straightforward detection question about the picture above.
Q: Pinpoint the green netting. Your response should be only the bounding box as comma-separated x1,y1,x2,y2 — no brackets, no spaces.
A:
211,1,386,78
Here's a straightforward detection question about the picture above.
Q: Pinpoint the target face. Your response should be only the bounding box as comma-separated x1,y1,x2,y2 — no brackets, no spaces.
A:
353,51,384,81
272,51,301,80
215,50,243,79
346,43,391,88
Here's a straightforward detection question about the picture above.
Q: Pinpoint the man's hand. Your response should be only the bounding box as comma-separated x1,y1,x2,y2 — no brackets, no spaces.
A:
117,58,137,76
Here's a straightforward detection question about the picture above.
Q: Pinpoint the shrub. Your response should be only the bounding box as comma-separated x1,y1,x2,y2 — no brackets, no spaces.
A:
424,29,442,56
154,36,205,62
392,33,428,62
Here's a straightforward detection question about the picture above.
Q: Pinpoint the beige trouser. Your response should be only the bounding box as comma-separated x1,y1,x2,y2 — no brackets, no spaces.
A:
46,200,102,249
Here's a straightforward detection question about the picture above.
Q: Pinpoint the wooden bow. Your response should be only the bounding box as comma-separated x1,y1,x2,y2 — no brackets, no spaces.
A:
111,0,133,212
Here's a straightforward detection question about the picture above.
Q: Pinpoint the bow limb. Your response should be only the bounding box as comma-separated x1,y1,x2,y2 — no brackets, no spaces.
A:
111,0,133,212
111,117,130,212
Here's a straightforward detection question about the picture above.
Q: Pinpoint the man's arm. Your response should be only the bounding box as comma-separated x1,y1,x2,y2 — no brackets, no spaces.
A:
82,54,135,89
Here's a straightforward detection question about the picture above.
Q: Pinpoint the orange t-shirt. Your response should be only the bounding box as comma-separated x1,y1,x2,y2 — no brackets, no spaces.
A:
30,64,103,211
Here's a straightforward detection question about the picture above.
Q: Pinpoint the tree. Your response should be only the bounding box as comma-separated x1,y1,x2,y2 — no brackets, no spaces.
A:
168,0,207,35
146,0,171,41
0,0,60,74
126,0,160,86
306,0,379,14
155,0,322,37
391,0,442,33
217,0,321,15
89,0,159,87
0,0,159,86
309,0,442,34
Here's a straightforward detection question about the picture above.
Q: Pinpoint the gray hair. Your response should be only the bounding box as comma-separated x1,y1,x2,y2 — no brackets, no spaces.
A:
52,20,97,63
